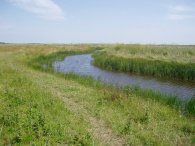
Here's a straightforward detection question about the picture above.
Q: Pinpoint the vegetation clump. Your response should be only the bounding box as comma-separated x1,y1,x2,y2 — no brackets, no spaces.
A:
93,44,195,81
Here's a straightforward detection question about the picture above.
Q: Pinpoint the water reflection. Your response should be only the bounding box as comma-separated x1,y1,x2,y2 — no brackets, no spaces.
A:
53,54,195,100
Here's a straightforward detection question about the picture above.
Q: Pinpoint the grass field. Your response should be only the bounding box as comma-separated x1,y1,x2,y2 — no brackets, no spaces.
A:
0,44,195,145
93,44,195,81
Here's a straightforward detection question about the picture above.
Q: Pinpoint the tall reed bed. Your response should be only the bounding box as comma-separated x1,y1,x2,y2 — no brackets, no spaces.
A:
106,44,195,63
93,49,195,81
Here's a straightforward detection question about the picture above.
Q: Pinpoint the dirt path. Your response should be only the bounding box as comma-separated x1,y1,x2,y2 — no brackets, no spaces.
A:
2,51,126,146
55,91,125,146
26,68,126,146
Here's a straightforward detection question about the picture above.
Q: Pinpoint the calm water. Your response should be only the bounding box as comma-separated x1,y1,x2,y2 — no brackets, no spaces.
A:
53,54,195,100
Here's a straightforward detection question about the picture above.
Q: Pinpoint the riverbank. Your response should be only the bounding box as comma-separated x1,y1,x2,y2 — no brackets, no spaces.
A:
0,44,195,145
30,49,195,114
93,45,195,81
53,53,195,99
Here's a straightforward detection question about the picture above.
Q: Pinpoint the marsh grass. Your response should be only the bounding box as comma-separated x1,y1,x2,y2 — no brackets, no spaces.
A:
107,44,195,63
1,44,195,145
93,45,195,81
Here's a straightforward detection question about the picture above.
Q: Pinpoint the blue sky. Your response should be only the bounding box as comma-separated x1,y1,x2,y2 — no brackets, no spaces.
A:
0,0,195,44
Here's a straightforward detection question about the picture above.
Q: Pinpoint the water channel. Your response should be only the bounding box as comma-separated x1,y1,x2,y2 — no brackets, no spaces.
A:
53,54,195,100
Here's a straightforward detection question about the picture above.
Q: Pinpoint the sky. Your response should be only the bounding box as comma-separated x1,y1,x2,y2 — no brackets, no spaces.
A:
0,0,195,44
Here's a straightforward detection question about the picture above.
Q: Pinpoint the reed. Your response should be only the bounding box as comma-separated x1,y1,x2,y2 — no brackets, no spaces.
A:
93,46,195,81
105,44,195,63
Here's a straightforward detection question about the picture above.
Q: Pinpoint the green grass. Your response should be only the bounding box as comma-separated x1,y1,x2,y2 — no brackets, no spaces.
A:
105,44,195,63
0,44,195,145
31,50,195,115
0,46,97,145
93,44,195,81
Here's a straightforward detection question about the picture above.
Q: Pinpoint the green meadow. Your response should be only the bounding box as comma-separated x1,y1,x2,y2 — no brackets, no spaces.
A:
0,44,195,145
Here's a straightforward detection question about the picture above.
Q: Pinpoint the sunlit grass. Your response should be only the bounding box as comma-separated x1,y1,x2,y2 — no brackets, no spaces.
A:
93,44,195,81
106,44,195,63
0,44,194,145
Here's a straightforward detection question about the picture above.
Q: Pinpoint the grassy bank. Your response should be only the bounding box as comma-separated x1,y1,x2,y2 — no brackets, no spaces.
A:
0,45,101,145
0,44,195,145
30,49,195,115
93,45,195,81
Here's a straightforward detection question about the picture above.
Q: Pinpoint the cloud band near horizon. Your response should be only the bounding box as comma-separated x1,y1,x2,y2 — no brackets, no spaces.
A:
8,0,64,20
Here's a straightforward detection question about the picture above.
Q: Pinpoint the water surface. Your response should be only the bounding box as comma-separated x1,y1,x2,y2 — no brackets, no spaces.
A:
53,54,195,100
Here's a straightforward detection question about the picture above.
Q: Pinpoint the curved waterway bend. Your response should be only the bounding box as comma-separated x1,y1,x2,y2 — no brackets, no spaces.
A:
53,54,195,100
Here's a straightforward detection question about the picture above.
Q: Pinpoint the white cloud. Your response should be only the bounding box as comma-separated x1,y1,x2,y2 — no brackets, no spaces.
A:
168,5,195,20
8,0,64,20
170,5,194,12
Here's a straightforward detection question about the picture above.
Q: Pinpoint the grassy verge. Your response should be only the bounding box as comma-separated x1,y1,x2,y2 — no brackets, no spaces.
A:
38,72,195,145
0,66,94,145
1,44,195,145
0,45,100,145
92,45,195,81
